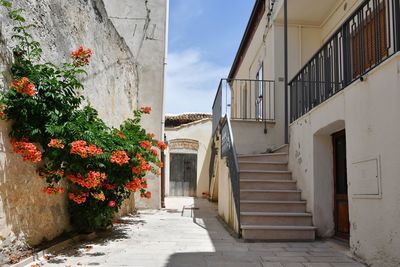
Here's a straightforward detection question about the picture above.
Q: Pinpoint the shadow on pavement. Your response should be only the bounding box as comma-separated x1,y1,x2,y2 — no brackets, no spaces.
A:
163,197,260,267
163,197,363,267
46,213,145,264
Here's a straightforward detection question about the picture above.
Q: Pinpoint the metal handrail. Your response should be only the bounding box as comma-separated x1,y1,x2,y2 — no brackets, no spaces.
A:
212,80,223,135
212,78,275,135
220,115,241,230
289,0,400,122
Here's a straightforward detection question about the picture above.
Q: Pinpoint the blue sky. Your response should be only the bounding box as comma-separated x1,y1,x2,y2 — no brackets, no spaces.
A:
165,0,255,114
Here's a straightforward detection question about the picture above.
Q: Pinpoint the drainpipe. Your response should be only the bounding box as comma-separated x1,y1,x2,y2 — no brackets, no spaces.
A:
284,0,289,144
161,0,169,209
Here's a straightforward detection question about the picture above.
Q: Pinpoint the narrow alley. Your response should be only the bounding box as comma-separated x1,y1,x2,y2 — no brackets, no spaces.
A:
27,198,365,267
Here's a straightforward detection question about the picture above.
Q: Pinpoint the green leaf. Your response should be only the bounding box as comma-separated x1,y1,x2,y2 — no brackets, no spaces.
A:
8,9,26,22
0,0,12,8
3,8,156,233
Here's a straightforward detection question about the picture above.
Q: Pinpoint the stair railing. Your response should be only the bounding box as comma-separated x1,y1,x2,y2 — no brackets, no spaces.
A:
220,115,241,229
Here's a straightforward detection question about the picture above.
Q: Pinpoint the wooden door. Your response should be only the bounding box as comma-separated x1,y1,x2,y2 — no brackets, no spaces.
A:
170,153,197,197
333,130,350,240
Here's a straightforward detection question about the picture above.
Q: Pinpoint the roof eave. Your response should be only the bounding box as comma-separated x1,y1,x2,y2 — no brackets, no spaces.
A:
228,0,266,80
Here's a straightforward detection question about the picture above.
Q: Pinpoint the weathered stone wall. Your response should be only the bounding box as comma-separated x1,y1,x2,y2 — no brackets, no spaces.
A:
0,0,152,246
103,0,167,209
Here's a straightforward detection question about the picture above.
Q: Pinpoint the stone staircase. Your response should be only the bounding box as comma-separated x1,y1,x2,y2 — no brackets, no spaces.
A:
238,147,316,241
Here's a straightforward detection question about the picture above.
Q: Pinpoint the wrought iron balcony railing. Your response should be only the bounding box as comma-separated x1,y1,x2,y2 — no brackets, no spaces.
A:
290,0,400,122
212,78,275,134
220,115,241,231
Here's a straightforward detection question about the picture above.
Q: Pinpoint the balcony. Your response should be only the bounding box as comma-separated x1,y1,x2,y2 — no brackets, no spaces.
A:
289,0,400,122
275,0,339,26
212,79,275,134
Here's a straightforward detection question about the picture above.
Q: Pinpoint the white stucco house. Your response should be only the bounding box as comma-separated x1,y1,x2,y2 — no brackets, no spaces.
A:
164,113,212,199
210,0,400,266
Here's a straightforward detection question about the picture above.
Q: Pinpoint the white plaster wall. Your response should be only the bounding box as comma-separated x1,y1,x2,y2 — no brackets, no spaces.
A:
231,4,322,151
231,10,286,150
103,0,168,209
273,24,321,81
234,11,271,80
232,11,273,120
164,119,212,198
212,127,239,233
288,53,400,267
320,0,363,42
217,156,239,234
231,120,279,155
300,27,322,64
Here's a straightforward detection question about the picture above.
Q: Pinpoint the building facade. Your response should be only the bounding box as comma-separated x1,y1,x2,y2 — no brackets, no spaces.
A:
104,0,168,209
165,114,212,198
211,0,400,266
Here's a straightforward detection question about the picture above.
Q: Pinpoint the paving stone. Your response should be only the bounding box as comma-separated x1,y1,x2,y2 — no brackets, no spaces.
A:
303,263,332,267
285,247,311,252
282,263,306,267
249,244,286,252
261,256,309,262
208,262,262,267
288,243,314,248
311,242,335,248
206,251,261,262
214,244,249,252
262,263,284,267
306,256,355,263
252,247,287,252
275,252,310,257
307,251,346,257
26,198,365,267
330,263,366,267
263,243,291,248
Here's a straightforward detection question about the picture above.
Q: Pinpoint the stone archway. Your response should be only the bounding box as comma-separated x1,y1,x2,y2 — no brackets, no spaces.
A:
168,139,199,152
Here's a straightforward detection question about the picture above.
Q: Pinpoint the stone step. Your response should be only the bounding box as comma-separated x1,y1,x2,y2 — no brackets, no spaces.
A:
241,225,316,241
240,189,302,201
238,161,288,171
240,212,313,226
237,153,288,163
240,200,307,212
240,170,292,180
271,144,289,153
240,179,297,190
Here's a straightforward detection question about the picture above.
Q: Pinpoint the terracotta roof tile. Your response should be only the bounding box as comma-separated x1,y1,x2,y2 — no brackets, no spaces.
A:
165,113,211,128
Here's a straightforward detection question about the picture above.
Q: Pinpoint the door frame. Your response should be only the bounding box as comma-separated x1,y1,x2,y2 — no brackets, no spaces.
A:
169,152,197,197
332,129,350,240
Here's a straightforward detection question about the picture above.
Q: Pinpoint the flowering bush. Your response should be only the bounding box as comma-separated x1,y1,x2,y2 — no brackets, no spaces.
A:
11,139,42,163
0,2,166,232
10,77,36,96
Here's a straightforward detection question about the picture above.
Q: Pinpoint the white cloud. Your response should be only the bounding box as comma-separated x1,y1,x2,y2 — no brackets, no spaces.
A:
171,0,204,24
165,49,229,114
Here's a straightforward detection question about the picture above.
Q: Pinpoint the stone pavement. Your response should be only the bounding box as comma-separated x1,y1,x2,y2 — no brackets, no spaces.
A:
27,197,366,267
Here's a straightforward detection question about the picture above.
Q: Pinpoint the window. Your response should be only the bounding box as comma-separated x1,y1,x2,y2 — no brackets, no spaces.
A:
351,1,388,78
243,85,248,119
